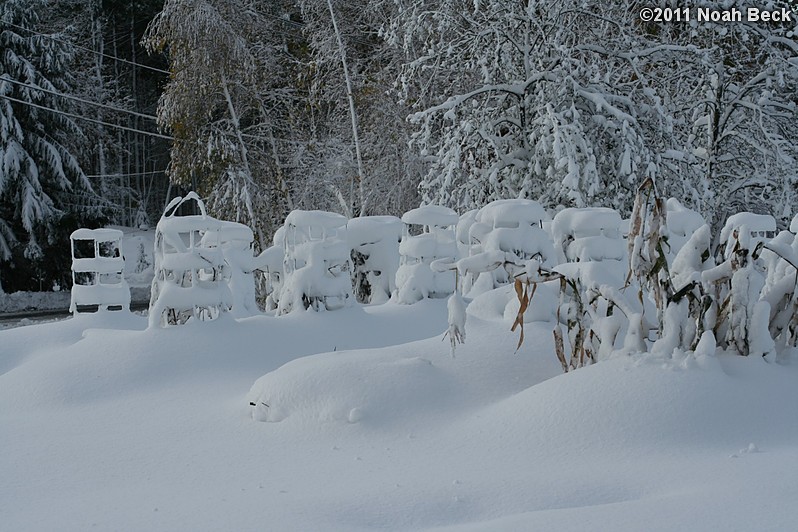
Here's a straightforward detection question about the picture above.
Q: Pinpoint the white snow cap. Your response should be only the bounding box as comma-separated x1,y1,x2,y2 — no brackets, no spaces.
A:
551,207,623,241
200,220,254,246
474,199,550,227
285,210,348,230
666,198,705,237
347,216,402,246
719,212,777,256
402,205,458,227
70,227,124,241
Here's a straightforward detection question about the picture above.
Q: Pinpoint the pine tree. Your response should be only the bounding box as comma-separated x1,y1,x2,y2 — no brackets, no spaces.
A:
0,0,99,281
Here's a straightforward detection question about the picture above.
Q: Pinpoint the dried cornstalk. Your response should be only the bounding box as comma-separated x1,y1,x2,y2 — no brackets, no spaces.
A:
553,327,568,372
511,278,536,352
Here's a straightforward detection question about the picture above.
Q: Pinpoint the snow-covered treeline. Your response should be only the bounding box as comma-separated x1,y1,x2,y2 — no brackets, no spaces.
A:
2,0,797,298
143,0,797,240
390,0,798,222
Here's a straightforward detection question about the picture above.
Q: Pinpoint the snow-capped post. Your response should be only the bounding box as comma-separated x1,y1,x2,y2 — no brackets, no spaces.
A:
148,193,232,327
69,228,131,314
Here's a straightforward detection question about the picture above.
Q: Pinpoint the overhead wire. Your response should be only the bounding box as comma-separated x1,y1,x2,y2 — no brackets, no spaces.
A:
1,20,171,75
84,169,167,178
1,77,158,122
0,93,173,140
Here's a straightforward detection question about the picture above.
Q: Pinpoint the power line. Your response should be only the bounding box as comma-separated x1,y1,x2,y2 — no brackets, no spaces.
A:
84,169,167,178
0,93,173,140
1,77,158,122
2,21,171,75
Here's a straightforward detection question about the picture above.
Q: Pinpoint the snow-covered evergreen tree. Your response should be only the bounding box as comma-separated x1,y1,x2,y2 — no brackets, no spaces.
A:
0,0,97,265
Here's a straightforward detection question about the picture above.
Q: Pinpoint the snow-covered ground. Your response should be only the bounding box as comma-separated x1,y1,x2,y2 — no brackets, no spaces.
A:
2,296,797,531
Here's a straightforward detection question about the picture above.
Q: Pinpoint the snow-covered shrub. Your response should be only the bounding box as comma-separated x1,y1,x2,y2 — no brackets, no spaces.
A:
761,220,798,352
465,199,556,296
254,227,286,311
395,205,459,304
664,199,706,265
149,193,232,327
277,210,352,314
69,228,131,314
702,225,774,358
347,216,402,304
651,224,715,355
551,207,626,264
199,220,260,318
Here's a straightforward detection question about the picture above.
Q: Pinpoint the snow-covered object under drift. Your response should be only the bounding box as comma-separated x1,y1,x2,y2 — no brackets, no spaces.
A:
278,210,353,313
199,220,262,318
551,207,625,263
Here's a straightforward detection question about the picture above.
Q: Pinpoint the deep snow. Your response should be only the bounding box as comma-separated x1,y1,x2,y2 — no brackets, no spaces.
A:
2,296,797,531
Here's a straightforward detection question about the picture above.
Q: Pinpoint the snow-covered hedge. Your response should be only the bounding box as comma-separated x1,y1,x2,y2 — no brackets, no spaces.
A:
395,205,459,304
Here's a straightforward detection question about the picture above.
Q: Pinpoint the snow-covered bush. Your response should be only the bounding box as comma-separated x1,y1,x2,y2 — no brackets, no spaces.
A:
254,226,286,311
551,207,626,264
395,205,459,304
761,217,798,352
465,199,556,296
347,216,402,304
702,225,774,358
149,193,232,327
664,199,706,265
277,210,352,314
199,220,260,318
69,228,131,314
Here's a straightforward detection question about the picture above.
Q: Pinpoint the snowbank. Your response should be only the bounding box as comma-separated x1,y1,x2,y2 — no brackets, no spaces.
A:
2,296,798,531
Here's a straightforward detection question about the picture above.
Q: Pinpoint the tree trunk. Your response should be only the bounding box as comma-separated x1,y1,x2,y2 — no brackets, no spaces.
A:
326,0,365,216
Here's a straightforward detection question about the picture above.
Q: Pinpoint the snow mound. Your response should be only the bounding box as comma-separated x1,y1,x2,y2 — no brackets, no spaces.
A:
248,351,456,426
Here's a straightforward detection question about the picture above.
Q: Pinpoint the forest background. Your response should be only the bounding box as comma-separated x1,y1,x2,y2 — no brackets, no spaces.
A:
1,0,797,292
